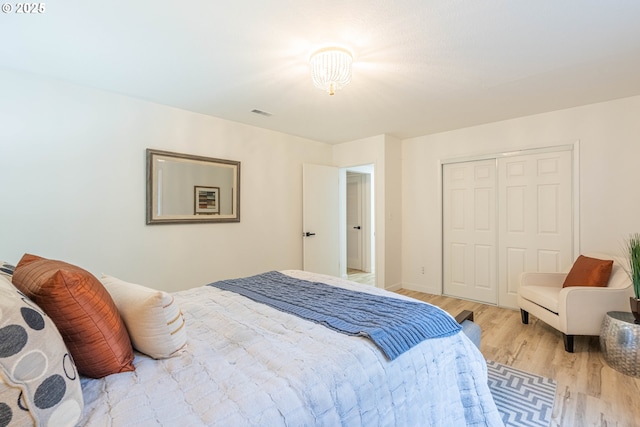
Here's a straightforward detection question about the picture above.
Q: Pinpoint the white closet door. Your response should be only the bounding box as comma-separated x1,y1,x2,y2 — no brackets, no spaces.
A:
498,151,573,309
443,160,497,304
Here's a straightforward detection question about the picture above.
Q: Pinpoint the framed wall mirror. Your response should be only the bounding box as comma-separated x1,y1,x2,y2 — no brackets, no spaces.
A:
146,149,240,224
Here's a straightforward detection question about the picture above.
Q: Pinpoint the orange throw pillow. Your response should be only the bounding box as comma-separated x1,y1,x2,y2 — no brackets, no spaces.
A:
11,254,135,378
562,255,613,288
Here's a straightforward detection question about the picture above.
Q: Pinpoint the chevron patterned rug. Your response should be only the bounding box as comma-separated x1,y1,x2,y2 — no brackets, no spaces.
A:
487,360,556,427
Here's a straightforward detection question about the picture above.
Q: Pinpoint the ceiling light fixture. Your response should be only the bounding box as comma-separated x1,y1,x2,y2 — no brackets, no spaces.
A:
309,47,353,96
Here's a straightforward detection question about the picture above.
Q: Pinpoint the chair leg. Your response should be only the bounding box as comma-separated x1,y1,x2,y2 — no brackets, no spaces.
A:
520,309,529,324
563,334,574,353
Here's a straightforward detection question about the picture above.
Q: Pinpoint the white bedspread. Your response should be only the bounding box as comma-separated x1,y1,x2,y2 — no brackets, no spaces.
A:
80,270,504,426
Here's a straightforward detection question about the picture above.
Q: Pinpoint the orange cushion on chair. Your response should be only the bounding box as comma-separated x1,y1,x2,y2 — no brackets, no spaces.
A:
11,254,135,378
562,255,613,288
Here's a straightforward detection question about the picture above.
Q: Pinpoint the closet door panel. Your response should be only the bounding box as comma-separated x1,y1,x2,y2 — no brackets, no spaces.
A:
505,247,526,296
443,160,497,304
498,151,573,309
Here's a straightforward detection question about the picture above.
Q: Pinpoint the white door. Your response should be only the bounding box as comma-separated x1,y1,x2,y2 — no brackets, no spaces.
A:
303,164,340,277
347,173,364,270
498,151,573,308
443,160,498,304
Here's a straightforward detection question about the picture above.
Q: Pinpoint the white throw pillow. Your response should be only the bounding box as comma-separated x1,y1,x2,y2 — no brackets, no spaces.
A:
100,275,187,359
0,275,83,427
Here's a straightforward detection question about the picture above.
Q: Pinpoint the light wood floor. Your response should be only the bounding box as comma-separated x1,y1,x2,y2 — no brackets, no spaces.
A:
396,289,640,427
347,269,375,286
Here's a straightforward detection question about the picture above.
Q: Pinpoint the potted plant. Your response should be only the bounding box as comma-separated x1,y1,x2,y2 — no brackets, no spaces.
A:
626,233,640,323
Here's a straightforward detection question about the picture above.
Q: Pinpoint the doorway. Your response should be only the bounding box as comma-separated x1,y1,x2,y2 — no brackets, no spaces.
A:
343,165,375,286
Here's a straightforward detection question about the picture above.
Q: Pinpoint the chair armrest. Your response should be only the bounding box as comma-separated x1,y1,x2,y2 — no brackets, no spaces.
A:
520,272,567,288
559,286,634,333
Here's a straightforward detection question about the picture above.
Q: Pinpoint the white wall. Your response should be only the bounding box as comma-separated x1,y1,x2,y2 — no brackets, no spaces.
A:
334,136,386,288
383,135,403,290
3,69,637,295
0,69,332,291
401,95,640,294
333,134,403,290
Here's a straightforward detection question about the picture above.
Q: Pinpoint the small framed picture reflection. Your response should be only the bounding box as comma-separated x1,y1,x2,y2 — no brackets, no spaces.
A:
194,186,220,215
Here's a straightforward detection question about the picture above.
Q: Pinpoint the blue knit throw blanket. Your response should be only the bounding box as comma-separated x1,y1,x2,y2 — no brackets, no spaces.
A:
208,271,461,360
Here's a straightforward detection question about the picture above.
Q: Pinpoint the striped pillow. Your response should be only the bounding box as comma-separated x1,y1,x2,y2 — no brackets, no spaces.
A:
100,275,187,359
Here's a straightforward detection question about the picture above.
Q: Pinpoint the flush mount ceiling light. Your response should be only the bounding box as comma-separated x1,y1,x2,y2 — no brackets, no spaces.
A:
309,47,353,96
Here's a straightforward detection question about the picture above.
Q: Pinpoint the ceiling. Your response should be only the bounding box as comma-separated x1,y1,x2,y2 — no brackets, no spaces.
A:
2,1,640,144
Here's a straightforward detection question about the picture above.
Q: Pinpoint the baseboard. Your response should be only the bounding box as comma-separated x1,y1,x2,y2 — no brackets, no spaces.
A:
384,282,403,291
399,282,441,295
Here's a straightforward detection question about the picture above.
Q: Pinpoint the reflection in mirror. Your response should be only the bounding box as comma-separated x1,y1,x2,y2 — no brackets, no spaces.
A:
146,149,240,224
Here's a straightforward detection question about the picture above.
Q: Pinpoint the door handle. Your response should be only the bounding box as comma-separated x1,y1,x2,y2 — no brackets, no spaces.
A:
304,232,316,237
353,226,361,230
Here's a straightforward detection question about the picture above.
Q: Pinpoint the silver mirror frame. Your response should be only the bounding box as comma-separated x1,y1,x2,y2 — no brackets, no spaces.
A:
146,149,241,224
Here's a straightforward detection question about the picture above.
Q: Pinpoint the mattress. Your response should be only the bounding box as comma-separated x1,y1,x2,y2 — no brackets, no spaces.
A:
80,270,504,426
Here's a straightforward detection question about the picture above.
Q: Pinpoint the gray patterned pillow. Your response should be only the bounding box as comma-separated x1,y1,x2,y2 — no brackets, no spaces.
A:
0,275,83,427
0,261,14,278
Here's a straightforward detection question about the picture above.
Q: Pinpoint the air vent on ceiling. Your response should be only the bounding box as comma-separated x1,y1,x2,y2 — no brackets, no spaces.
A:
251,109,273,117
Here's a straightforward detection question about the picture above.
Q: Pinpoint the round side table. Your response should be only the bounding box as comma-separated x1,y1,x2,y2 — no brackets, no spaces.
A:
600,311,640,378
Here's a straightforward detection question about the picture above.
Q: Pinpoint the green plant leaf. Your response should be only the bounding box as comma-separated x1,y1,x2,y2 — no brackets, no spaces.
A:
626,233,640,299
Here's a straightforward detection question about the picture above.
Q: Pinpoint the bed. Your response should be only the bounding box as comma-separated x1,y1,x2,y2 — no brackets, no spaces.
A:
1,257,504,427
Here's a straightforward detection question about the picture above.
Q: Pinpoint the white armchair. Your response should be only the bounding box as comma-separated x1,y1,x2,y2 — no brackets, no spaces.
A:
517,253,633,352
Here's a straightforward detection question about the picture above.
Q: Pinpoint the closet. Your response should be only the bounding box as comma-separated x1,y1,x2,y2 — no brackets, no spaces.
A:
442,147,574,309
